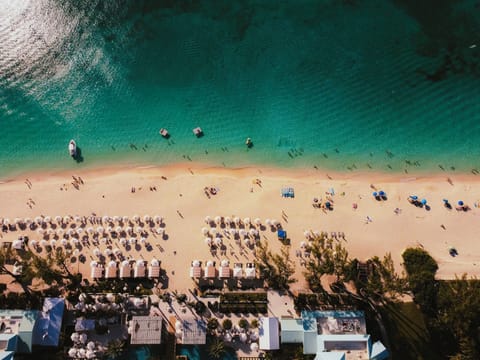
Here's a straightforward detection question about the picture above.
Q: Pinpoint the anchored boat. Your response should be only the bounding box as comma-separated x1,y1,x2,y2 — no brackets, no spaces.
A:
68,140,77,158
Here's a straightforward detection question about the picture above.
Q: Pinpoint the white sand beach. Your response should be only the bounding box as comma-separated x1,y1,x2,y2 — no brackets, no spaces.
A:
1,164,480,293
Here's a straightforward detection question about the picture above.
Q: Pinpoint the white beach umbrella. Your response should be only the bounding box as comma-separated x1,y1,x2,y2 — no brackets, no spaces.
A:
73,249,80,256
12,239,23,250
129,238,136,245
221,259,229,267
250,342,259,351
100,237,107,244
126,226,133,234
204,237,212,246
254,218,261,226
70,333,80,342
76,228,83,235
63,215,71,223
14,217,22,224
40,239,48,247
140,237,146,244
234,217,240,224
204,216,211,224
132,215,140,222
24,217,32,224
265,219,271,226
214,216,222,224
240,333,248,343
313,230,320,237
249,229,257,236
210,228,217,236
206,260,214,267
250,332,259,341
224,333,232,342
215,237,222,246
153,215,162,224
304,230,311,239
87,341,96,351
56,228,64,236
79,334,87,344
30,240,38,248
50,239,56,247
229,228,237,236
243,217,250,225
66,229,75,236
87,227,94,234
35,216,43,224
93,248,101,257
239,229,247,237
90,261,98,267
106,226,113,233
192,260,200,267
44,216,51,223
68,348,77,358
47,228,55,235
78,348,87,358
122,216,129,223
108,260,116,268
113,248,121,255
113,216,121,223
119,238,127,246
201,227,209,235
225,216,232,225
136,226,143,233
74,216,81,223
271,219,279,226
300,241,307,249
60,238,68,246
156,228,163,235
143,215,150,222
102,215,110,223
244,238,251,246
96,226,104,234
115,226,122,233
36,228,44,235
136,259,145,267
105,248,112,256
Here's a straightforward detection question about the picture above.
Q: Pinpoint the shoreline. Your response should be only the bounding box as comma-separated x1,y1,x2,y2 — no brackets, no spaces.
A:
2,161,480,295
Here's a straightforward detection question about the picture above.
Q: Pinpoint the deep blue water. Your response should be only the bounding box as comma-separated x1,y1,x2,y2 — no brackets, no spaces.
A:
1,0,480,178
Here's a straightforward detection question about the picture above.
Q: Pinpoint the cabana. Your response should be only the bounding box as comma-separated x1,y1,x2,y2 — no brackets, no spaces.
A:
148,259,160,278
190,260,202,278
90,262,103,279
233,263,243,278
204,261,216,279
134,260,146,278
119,260,132,278
219,260,231,279
245,263,256,279
105,261,117,279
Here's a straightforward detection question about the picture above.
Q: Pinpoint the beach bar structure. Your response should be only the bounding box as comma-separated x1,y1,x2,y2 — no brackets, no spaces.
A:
204,261,216,279
105,261,117,279
90,262,103,280
129,316,162,345
280,310,389,360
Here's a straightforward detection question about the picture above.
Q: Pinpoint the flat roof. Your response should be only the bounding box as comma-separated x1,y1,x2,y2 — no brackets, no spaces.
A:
259,317,279,350
130,316,162,345
302,310,366,335
181,318,206,345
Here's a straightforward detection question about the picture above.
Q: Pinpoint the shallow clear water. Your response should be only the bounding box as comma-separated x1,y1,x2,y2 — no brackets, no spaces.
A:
1,0,480,178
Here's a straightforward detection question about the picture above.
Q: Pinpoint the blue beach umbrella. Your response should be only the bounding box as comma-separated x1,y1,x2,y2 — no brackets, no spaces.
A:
409,195,418,200
458,200,464,206
372,192,378,197
443,199,449,203
379,190,386,196
325,201,331,208
421,199,427,205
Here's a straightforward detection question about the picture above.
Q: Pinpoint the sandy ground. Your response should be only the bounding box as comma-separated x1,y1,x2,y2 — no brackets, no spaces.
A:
1,163,480,293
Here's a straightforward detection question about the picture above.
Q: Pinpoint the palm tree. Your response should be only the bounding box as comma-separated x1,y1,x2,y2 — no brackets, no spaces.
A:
0,245,34,295
104,339,125,359
208,338,226,360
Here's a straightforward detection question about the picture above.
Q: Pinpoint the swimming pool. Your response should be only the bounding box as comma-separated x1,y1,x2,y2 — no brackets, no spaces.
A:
177,345,237,360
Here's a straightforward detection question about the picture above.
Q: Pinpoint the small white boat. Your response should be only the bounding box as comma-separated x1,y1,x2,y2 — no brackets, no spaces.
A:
193,127,203,137
159,128,169,138
69,140,76,157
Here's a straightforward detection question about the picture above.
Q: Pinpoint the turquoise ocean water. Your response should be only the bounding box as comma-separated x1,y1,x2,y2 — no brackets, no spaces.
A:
1,0,480,179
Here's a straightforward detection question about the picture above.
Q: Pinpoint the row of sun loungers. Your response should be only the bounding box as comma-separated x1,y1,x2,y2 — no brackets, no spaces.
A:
190,260,256,279
90,259,160,280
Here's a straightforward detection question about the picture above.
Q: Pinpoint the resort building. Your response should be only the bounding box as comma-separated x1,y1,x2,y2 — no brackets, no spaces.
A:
280,310,389,360
259,317,280,350
178,317,206,345
0,309,39,358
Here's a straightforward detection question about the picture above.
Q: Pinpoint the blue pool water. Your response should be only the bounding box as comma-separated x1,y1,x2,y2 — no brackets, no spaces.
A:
178,345,237,360
1,0,480,178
